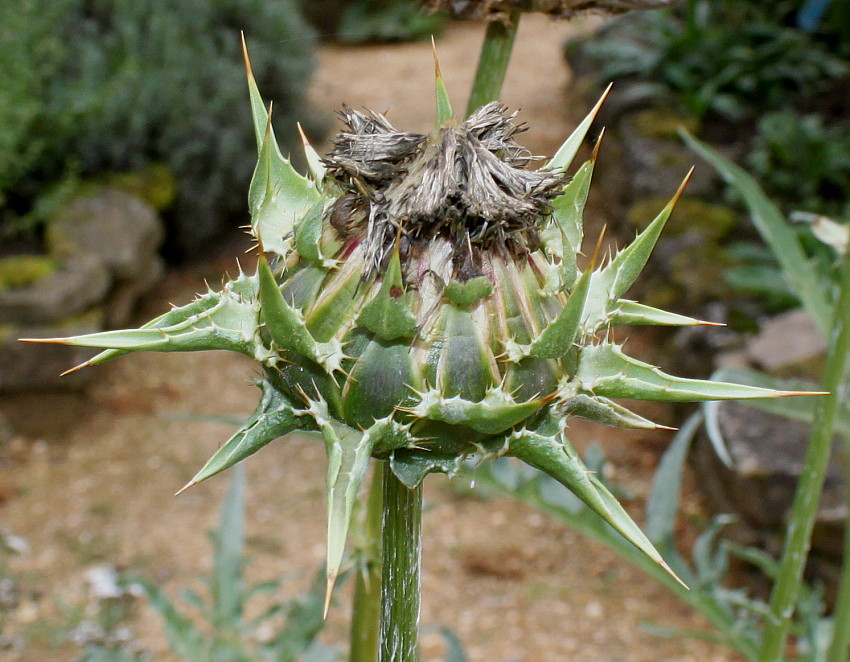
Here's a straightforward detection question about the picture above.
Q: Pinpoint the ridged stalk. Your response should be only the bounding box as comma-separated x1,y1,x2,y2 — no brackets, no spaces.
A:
824,258,850,662
465,10,521,115
759,253,850,662
350,462,384,662
379,468,423,662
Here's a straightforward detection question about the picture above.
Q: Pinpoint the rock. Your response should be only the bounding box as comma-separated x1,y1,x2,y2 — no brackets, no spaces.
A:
0,310,103,391
0,254,110,325
746,308,826,376
47,187,164,281
695,399,844,560
618,111,717,199
105,254,166,328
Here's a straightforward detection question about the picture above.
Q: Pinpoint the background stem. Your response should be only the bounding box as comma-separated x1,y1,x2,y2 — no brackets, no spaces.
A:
350,462,384,662
379,468,423,662
758,253,850,662
825,263,850,661
465,10,521,115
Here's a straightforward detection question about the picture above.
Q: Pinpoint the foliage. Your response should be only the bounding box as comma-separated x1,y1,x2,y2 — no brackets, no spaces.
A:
686,133,850,660
337,0,444,43
746,111,850,219
1,0,316,255
571,0,848,122
123,465,340,662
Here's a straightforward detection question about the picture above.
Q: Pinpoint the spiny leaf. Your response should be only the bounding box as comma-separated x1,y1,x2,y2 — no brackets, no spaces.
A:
507,266,591,361
294,199,333,266
244,38,320,257
306,404,378,615
405,388,547,435
574,343,813,402
544,84,611,173
298,122,326,183
177,381,315,493
24,278,259,357
540,159,595,293
508,417,684,587
558,392,669,430
582,172,691,331
645,413,703,546
432,38,453,125
258,255,344,374
389,450,465,489
608,301,718,327
682,130,832,335
356,246,418,341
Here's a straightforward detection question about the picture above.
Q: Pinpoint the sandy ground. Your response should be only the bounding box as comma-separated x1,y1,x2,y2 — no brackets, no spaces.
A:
1,14,745,662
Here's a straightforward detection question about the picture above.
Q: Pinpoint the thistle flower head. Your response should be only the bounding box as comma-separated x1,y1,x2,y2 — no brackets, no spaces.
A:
26,47,809,602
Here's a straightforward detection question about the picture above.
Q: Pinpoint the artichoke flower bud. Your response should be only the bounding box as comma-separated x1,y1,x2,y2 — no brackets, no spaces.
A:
26,47,808,599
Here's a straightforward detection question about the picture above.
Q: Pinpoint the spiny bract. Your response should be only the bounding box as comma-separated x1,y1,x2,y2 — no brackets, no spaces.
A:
29,46,803,599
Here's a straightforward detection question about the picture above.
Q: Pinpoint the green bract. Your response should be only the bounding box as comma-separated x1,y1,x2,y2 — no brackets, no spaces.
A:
28,47,803,601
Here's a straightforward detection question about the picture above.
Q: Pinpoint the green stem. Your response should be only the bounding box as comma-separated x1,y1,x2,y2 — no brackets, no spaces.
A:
825,262,850,662
350,462,384,662
465,10,521,116
378,468,423,662
759,254,850,662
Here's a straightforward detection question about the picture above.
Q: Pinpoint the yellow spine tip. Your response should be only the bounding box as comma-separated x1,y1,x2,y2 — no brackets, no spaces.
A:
590,127,606,162
174,480,196,497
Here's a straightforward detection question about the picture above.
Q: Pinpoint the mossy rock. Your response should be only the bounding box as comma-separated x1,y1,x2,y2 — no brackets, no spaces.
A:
101,164,176,211
0,255,56,289
627,195,738,240
633,107,700,140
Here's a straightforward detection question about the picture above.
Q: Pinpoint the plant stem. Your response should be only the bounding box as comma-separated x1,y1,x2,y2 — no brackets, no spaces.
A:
350,462,384,662
379,468,423,662
465,10,521,116
825,257,850,662
758,253,850,662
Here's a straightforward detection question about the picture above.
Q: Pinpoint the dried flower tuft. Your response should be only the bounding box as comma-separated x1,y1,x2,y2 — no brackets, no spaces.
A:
324,102,565,276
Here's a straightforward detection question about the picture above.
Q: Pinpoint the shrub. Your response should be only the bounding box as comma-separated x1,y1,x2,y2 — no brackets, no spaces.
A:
1,0,316,256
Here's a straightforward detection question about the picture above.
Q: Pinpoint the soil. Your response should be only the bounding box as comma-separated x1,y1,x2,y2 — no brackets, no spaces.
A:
1,15,744,662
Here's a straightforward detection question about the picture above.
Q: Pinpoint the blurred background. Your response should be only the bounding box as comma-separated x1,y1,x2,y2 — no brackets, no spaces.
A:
0,1,848,660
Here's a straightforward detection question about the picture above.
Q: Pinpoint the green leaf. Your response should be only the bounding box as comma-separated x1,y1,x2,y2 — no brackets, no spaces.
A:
134,578,206,661
508,417,683,585
298,123,327,183
541,159,595,293
544,84,610,173
558,392,663,430
295,200,332,266
356,247,417,341
583,185,685,331
406,388,546,435
269,567,334,660
180,380,315,491
211,464,246,631
507,266,591,361
249,119,321,258
28,276,259,358
574,343,805,402
433,49,453,125
645,412,703,546
389,449,465,489
258,255,344,374
306,404,378,606
443,277,493,307
682,130,832,335
608,301,708,327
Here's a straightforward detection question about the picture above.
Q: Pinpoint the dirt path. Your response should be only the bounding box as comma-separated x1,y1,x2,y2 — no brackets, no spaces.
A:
1,15,743,662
